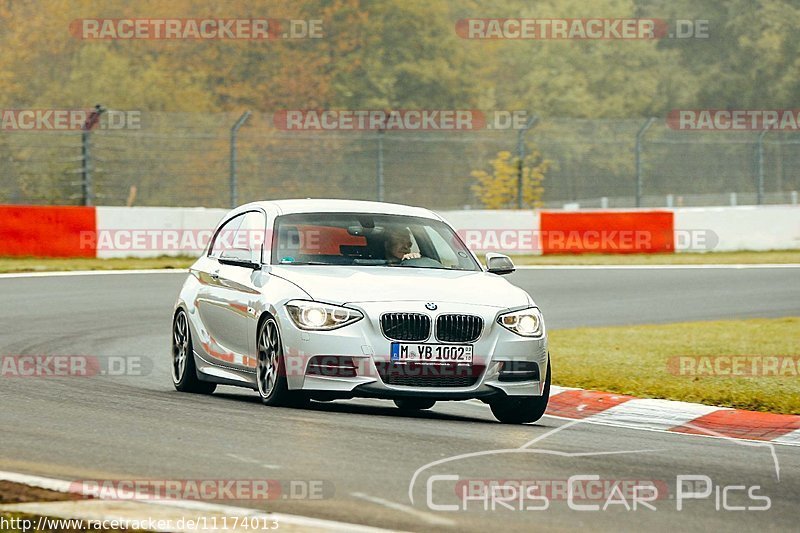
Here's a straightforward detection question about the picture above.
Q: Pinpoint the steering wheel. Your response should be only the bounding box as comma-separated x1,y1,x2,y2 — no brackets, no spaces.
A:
400,257,442,268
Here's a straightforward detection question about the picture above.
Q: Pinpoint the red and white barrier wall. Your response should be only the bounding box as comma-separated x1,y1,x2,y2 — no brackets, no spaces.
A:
442,206,800,255
672,206,800,252
0,205,226,259
0,205,97,258
94,206,227,258
0,204,798,258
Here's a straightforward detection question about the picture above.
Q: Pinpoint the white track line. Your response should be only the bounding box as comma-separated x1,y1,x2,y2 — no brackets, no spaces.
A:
773,428,800,446
225,453,281,470
0,471,393,532
350,492,455,527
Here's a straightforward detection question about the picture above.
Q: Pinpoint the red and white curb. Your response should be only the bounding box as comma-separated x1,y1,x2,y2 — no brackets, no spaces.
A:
543,385,800,446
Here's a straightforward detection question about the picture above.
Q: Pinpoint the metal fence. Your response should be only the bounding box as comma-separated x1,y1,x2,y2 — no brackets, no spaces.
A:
1,113,798,209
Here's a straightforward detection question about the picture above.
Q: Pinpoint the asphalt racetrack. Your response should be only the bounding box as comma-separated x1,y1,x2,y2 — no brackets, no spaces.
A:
1,266,799,532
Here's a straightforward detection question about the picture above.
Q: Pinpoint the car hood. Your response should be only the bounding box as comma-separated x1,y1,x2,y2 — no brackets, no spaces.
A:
271,265,530,308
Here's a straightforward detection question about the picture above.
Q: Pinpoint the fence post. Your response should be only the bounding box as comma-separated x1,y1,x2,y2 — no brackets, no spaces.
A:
80,131,92,206
756,120,776,206
635,117,656,208
516,114,538,209
376,129,385,202
230,110,252,208
80,104,106,206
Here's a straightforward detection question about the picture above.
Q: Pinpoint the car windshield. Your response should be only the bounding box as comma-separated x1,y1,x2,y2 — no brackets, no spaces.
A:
272,212,481,271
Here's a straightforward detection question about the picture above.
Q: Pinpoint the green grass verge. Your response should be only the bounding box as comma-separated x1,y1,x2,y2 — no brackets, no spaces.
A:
510,249,800,265
0,256,196,273
549,317,800,414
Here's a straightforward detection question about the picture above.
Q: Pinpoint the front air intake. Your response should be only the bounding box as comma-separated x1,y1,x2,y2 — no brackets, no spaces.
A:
435,314,483,343
380,313,431,342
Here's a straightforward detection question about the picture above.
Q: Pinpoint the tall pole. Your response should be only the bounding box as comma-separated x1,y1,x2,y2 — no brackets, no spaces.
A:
635,117,656,208
756,120,776,206
230,110,252,208
376,129,385,202
516,115,538,209
81,104,106,206
81,130,91,206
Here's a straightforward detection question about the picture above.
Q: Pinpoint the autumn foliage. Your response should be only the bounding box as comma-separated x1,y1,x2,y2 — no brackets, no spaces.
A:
471,149,551,209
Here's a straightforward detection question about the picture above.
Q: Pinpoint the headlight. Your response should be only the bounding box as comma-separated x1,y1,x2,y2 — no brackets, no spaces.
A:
285,300,363,331
497,308,545,337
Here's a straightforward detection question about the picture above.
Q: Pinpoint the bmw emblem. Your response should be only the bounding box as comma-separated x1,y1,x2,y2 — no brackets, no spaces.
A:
425,303,438,311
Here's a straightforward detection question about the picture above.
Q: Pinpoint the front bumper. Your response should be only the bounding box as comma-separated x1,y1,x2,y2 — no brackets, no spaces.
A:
277,301,548,399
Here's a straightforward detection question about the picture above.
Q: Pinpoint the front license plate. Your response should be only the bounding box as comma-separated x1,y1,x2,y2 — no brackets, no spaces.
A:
391,343,473,363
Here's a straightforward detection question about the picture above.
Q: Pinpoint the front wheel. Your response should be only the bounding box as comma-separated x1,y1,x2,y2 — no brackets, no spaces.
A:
172,309,216,394
490,361,551,424
256,317,308,408
394,398,436,411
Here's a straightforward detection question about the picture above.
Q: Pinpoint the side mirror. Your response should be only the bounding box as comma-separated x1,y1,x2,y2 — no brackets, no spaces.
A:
219,256,261,270
219,249,261,270
486,253,515,275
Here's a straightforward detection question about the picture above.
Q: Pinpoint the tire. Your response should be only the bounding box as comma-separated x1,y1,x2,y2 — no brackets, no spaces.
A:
172,309,216,394
490,360,551,424
394,398,436,411
256,317,308,408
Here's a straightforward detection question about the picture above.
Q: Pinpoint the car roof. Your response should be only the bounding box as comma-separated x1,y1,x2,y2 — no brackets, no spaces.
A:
238,199,443,221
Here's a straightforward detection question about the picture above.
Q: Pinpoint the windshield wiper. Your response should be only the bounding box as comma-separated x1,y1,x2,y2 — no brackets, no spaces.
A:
278,261,331,266
386,264,447,270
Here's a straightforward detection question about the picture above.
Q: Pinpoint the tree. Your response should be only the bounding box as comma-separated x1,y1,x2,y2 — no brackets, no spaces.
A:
471,148,552,209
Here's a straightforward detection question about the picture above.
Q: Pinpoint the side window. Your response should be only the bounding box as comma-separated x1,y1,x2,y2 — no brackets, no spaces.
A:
235,211,267,263
210,212,267,263
424,226,458,268
209,214,245,259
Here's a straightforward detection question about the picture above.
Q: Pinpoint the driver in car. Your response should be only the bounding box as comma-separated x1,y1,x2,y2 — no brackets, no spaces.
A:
384,227,421,263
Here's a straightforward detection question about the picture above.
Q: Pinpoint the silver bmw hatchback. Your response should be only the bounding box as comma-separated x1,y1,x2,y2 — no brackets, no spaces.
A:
172,199,550,423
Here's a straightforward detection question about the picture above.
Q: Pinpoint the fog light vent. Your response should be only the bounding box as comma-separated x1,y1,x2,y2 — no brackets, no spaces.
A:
498,361,540,382
307,356,357,378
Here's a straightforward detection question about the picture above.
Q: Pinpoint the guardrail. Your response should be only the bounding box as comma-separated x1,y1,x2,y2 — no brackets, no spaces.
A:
1,204,798,258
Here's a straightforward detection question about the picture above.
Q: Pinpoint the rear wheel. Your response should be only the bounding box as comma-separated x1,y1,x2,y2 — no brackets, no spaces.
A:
172,309,216,394
490,361,550,424
257,317,308,408
394,398,436,411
